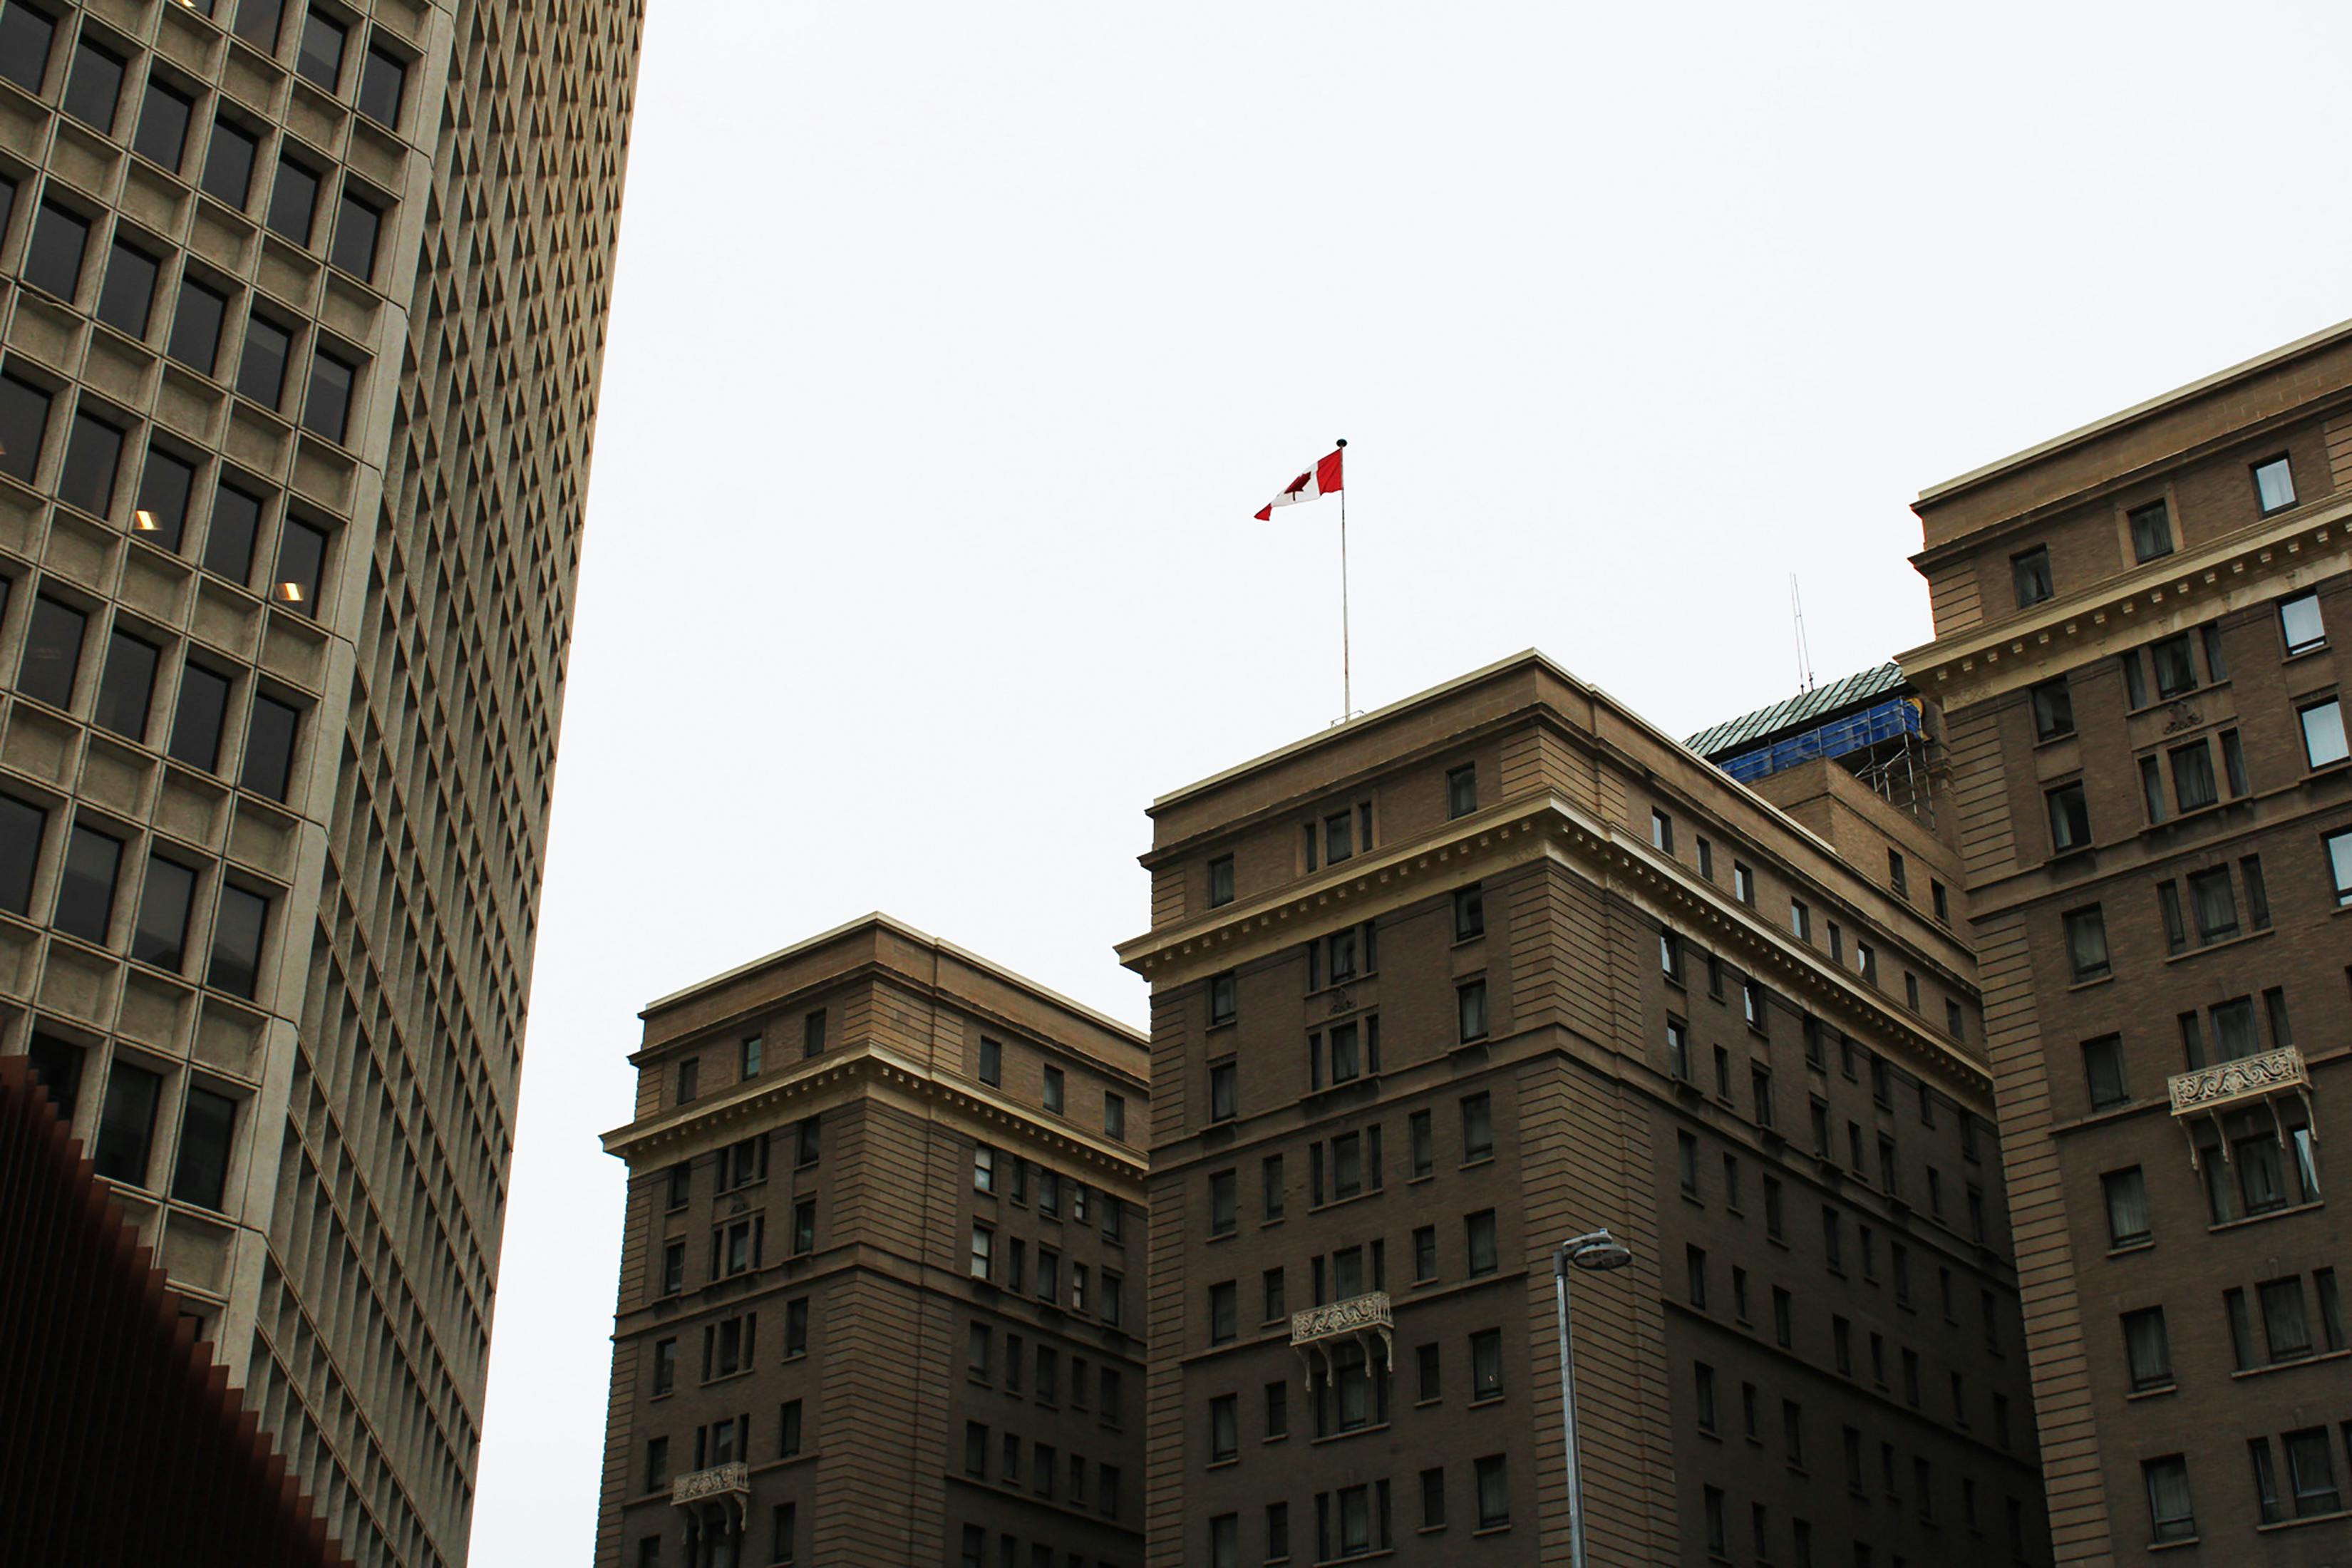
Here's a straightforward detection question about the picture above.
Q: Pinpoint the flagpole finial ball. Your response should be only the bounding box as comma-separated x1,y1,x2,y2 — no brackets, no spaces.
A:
1335,438,1346,448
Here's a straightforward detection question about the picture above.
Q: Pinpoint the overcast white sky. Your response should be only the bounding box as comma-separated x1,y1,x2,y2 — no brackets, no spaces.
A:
466,2,2352,1558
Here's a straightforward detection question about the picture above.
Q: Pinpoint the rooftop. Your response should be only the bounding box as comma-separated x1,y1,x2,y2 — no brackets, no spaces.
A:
1684,664,1909,760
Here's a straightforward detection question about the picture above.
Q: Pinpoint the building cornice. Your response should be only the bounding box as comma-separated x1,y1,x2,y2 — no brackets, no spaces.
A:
1118,792,1992,1098
600,1041,1150,1187
1898,494,2352,713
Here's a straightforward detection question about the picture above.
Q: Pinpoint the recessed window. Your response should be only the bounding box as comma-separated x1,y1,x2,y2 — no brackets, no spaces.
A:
0,2,56,93
2046,781,2090,853
2170,740,2217,813
59,410,123,516
1453,882,1485,940
273,516,327,614
2062,905,2109,981
2127,500,2172,562
329,184,383,279
1207,969,1236,1026
2150,632,2197,698
1205,852,1234,908
2101,1166,2150,1247
96,240,161,339
167,278,231,375
0,373,53,483
2278,591,2326,656
62,38,125,133
296,9,345,89
301,347,356,440
2300,698,2347,769
266,155,320,243
1456,979,1488,1043
1207,1060,1236,1122
1650,808,1673,853
19,594,89,708
0,795,48,916
208,883,269,997
237,314,292,406
233,0,285,51
93,627,158,739
167,661,231,771
357,43,406,127
1474,1453,1510,1530
1041,1063,1064,1114
91,1058,162,1185
2252,455,2296,514
2325,827,2352,908
1103,1090,1125,1142
1465,1209,1497,1276
54,822,123,942
170,1083,238,1209
201,118,259,207
2080,1034,2127,1110
2029,676,2074,741
977,1036,1001,1086
242,693,299,799
1445,763,1477,820
133,78,193,168
1733,862,1755,904
25,202,91,300
2011,546,2054,608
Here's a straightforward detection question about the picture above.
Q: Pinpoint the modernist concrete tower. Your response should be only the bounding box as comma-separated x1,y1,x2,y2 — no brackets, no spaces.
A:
594,916,1150,1568
1118,654,2052,1567
1902,323,2352,1565
0,1,642,1563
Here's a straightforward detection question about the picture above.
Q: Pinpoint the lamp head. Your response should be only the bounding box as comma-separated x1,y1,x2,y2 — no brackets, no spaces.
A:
1567,1233,1633,1272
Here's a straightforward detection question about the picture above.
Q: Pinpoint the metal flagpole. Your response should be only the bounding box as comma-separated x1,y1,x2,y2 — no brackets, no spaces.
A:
1336,438,1350,718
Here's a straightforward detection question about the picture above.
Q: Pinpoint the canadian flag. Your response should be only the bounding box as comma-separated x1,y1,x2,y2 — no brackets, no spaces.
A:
1254,446,1343,520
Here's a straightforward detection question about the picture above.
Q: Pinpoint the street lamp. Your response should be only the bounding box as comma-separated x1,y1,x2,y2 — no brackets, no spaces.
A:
1554,1229,1634,1568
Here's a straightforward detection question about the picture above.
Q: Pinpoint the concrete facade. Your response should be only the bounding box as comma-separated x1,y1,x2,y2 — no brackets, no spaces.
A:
1118,655,2053,1567
1902,321,2352,1566
594,916,1150,1568
0,1,641,1562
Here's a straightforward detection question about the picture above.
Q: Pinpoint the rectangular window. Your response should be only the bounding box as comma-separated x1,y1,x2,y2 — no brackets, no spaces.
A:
237,314,291,405
2102,1167,2150,1247
1465,1209,1497,1276
303,349,356,441
97,241,160,339
2128,500,2173,562
267,156,320,243
2171,741,2217,812
91,1060,163,1185
1206,853,1234,907
1734,862,1755,904
202,118,259,207
330,185,382,279
2081,1035,2127,1110
2063,904,2110,981
2121,1306,2172,1391
2301,698,2348,768
1651,808,1673,852
1474,1454,1510,1530
2253,455,2297,513
2188,867,2238,944
803,1008,826,1057
1446,763,1477,819
1208,1281,1237,1343
53,824,123,944
1460,1092,1493,1163
358,45,407,126
2279,591,2327,656
135,78,194,167
2152,632,2198,698
133,445,195,550
1208,1060,1235,1121
2144,1456,2195,1542
2046,781,2090,852
131,855,197,971
1454,882,1485,940
2011,546,2053,607
1456,979,1488,1043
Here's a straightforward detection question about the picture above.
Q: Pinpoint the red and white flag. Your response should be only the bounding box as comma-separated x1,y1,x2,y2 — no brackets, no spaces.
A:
1254,447,1343,520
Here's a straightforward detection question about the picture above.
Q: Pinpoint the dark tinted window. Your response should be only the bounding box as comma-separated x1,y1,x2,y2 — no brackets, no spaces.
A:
93,629,159,739
330,187,381,278
24,1031,83,1120
96,240,160,337
0,373,50,483
24,202,90,299
171,1085,237,1208
166,277,229,373
274,517,326,612
18,594,88,707
131,854,196,969
133,445,195,550
133,78,194,167
53,822,123,942
295,10,343,89
242,694,299,799
0,794,46,914
232,0,284,51
203,481,262,579
91,1059,163,1185
208,884,269,996
0,1,56,92
302,350,353,440
237,315,290,405
201,118,257,206
167,661,231,770
266,155,318,242
356,44,405,125
58,410,122,515
61,38,123,131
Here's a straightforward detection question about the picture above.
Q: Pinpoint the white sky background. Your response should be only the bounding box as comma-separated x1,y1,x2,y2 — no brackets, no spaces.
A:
468,1,2352,1558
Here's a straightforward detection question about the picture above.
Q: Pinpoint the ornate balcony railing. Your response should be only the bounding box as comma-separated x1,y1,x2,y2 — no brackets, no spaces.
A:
671,1462,749,1526
2167,1047,2308,1118
1291,1290,1394,1373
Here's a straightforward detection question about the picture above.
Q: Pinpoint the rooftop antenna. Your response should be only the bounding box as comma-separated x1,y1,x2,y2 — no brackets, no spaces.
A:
1791,574,1815,694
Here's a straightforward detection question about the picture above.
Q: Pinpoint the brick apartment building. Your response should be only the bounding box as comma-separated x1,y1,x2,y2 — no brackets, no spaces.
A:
593,915,1150,1568
1902,321,2352,1564
1116,653,2053,1567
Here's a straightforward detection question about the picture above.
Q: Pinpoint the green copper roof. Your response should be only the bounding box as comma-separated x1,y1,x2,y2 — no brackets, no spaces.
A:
1684,663,1910,760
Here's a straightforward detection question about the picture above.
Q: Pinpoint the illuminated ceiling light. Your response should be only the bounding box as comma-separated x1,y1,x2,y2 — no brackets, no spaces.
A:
275,582,304,603
134,509,160,531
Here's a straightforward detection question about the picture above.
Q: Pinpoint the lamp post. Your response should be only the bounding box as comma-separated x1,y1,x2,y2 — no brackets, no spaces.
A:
1554,1228,1633,1568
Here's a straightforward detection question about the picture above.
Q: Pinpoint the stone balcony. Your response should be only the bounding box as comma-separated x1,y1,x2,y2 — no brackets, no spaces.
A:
1291,1290,1393,1373
670,1461,749,1530
2167,1047,2309,1118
